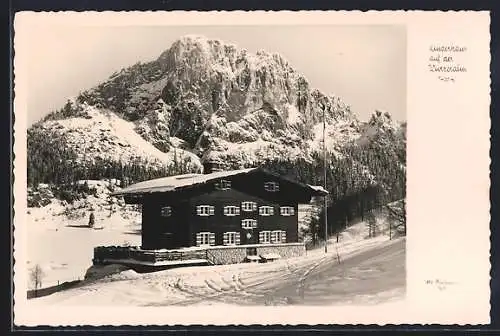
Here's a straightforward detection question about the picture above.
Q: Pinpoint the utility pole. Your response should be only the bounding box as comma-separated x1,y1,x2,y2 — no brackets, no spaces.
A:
83,137,87,181
389,218,392,240
323,104,328,254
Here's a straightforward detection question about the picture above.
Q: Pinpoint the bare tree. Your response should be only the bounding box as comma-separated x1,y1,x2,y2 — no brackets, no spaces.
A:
30,264,46,296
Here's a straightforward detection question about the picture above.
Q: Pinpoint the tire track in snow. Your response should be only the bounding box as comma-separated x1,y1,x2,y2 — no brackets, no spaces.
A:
155,267,297,306
296,255,330,300
291,240,405,304
151,240,405,306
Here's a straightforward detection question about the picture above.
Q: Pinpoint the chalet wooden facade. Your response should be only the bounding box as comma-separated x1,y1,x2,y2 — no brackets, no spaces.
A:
112,167,328,252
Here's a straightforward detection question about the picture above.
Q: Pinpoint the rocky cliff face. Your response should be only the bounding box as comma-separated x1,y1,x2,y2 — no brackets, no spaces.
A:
30,34,405,182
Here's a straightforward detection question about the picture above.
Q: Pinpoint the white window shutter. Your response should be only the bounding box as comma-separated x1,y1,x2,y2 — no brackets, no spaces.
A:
290,207,295,215
270,207,274,215
196,233,202,247
252,202,257,211
270,231,276,243
235,207,240,215
281,231,287,243
235,232,240,245
259,231,264,243
223,207,228,215
196,206,201,215
223,233,229,245
209,232,215,245
209,206,215,215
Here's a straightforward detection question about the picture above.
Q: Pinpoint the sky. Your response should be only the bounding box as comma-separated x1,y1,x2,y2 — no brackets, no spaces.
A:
25,25,406,125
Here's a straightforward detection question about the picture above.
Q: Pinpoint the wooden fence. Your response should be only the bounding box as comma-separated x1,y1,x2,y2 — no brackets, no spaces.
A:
93,246,207,265
27,279,81,299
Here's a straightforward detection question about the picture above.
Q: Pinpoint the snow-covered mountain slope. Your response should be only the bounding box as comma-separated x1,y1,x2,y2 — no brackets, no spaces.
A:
29,34,405,185
32,101,201,171
356,110,405,147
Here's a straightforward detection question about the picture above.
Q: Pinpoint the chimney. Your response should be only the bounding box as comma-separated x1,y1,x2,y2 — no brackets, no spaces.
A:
202,159,227,174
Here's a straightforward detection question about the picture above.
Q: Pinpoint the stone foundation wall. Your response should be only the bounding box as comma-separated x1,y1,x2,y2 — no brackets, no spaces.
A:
94,243,306,266
256,244,306,259
206,243,305,265
207,247,247,265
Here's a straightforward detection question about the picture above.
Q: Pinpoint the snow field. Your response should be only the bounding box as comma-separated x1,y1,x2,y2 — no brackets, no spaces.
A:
29,232,402,306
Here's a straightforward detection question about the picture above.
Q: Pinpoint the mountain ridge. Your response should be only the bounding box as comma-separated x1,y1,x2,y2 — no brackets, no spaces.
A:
29,34,406,208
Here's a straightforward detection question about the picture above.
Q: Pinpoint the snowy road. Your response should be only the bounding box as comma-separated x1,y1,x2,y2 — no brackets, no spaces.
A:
261,238,405,305
154,238,405,306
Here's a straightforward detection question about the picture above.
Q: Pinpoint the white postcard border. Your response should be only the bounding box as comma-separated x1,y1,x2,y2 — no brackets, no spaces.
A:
13,10,491,325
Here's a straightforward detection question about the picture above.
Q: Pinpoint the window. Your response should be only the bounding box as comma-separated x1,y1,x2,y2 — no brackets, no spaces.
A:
161,206,172,217
271,230,287,243
196,232,215,247
241,201,258,212
264,181,280,192
241,219,258,229
280,206,295,216
259,231,271,244
223,206,241,216
259,206,274,216
223,232,240,246
196,205,215,216
215,179,232,190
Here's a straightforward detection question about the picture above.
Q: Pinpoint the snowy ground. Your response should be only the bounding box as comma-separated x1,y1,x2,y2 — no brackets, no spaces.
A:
26,197,141,289
29,221,404,306
26,187,404,306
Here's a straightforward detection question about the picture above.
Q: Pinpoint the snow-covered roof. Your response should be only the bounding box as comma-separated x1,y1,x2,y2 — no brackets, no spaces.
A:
112,168,255,196
112,167,328,196
308,185,329,194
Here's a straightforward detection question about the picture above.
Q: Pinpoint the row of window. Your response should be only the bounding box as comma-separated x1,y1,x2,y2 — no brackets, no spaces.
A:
196,205,295,217
195,230,287,246
259,230,287,244
213,180,280,192
200,205,294,216
161,205,295,217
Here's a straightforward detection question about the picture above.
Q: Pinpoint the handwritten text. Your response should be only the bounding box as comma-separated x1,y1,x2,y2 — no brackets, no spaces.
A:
428,44,468,82
424,279,457,291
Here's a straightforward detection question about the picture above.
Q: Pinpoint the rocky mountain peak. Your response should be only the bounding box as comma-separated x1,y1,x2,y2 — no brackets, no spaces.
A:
29,34,405,189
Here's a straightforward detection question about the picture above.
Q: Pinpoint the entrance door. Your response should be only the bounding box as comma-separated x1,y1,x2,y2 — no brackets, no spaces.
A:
243,229,257,245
